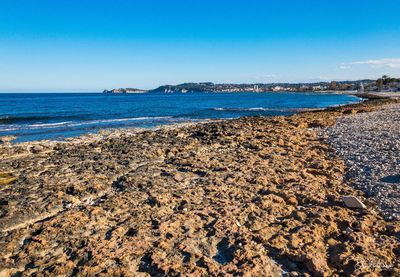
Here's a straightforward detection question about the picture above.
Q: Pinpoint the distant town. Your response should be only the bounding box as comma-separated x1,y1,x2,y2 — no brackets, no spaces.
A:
103,75,400,94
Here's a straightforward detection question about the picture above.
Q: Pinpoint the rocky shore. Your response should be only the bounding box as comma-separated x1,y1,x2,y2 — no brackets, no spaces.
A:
0,97,399,276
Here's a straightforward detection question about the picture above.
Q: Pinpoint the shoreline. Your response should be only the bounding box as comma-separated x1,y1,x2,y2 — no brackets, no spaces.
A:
0,96,399,275
1,93,364,147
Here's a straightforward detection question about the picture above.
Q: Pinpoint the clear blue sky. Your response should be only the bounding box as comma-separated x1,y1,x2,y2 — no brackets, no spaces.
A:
1,0,399,92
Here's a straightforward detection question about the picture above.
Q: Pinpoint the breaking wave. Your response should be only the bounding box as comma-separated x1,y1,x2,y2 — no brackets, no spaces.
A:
210,107,320,112
0,116,174,132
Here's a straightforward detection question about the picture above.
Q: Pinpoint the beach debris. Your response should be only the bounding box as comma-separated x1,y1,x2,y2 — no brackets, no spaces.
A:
342,195,366,209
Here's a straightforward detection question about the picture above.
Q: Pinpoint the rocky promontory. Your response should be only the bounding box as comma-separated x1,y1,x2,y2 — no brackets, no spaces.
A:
103,88,148,94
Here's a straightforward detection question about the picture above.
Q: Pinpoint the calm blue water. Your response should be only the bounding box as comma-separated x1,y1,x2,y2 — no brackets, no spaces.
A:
0,92,360,142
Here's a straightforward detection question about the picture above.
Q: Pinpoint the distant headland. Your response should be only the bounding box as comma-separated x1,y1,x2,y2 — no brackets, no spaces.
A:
102,88,148,94
103,76,400,94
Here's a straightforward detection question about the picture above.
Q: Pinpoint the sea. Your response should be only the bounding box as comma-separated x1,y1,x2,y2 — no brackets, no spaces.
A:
0,92,361,142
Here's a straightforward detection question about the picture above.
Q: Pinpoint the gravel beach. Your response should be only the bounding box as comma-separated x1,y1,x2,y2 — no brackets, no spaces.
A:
323,102,400,220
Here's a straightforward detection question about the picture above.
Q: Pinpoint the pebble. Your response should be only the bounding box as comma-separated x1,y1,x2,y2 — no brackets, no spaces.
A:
322,103,400,220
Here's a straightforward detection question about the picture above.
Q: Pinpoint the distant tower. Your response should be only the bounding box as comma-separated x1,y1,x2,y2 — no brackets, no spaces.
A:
358,82,364,93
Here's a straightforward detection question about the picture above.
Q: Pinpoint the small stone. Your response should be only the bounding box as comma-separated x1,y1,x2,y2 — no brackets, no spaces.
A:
0,198,8,205
342,195,366,209
343,109,357,115
326,238,336,246
343,227,353,234
326,194,336,202
125,228,137,237
286,196,298,206
296,122,308,128
30,145,44,153
173,173,184,182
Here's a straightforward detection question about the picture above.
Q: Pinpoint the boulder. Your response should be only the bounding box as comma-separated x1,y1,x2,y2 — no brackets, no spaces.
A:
342,195,366,209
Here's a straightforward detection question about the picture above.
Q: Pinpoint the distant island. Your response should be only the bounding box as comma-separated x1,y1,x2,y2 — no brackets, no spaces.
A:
103,76,400,94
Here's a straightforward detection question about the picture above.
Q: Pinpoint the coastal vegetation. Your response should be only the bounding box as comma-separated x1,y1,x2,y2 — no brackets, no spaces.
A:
375,75,400,91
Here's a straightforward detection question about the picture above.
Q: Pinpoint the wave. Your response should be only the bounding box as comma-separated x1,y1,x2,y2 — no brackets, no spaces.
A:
80,116,173,125
0,115,55,124
211,107,270,111
28,121,73,128
0,115,87,125
209,107,318,112
0,116,174,132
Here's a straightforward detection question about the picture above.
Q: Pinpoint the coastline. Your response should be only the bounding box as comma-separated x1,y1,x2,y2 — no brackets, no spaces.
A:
0,96,399,276
1,92,363,147
0,91,360,144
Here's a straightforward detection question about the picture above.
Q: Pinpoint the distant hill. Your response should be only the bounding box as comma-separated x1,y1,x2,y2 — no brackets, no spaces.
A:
148,80,372,93
103,77,400,94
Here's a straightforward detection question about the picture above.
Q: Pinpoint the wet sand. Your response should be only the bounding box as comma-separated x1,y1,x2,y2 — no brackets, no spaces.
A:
0,97,399,276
